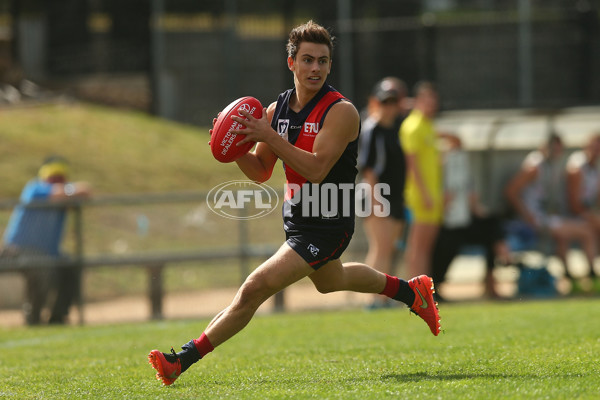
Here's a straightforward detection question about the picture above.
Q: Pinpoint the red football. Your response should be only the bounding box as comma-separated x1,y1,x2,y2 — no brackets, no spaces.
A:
210,96,262,163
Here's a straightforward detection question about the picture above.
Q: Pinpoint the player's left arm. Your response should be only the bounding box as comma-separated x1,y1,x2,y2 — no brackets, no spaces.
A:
280,101,359,183
234,100,359,183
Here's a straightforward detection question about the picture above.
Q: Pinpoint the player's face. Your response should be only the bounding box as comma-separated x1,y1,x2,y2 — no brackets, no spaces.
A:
288,42,332,93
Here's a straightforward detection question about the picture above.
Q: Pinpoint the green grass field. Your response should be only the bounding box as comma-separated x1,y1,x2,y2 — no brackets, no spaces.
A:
0,102,285,197
1,299,599,399
1,102,599,399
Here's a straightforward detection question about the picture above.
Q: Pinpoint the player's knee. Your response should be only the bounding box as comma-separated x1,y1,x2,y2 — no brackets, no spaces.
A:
235,278,272,309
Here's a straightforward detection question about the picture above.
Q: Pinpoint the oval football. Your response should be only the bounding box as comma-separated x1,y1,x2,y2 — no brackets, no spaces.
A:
210,96,262,163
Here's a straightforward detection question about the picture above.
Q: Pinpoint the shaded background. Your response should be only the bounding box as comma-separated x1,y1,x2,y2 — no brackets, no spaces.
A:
2,0,599,124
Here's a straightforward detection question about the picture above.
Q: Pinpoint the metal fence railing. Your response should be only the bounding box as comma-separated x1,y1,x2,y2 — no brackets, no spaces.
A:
0,191,284,323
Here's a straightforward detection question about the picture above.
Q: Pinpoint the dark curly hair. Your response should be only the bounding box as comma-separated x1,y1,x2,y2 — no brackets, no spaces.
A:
286,20,334,60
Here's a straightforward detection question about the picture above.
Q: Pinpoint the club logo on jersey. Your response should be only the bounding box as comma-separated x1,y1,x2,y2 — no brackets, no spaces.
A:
307,243,320,257
277,119,289,141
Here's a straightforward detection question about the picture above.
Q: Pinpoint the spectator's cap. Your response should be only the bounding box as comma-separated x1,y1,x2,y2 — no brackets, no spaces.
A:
38,156,69,180
372,79,399,102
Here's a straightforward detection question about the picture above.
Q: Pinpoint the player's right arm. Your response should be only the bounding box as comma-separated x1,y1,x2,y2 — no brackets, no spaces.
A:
234,102,279,183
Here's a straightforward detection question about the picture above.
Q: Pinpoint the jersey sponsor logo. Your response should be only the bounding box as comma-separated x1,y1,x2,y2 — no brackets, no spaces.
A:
307,243,320,257
303,122,320,135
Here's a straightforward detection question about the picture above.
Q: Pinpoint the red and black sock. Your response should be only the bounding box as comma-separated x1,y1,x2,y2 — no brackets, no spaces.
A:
177,333,214,373
380,274,415,306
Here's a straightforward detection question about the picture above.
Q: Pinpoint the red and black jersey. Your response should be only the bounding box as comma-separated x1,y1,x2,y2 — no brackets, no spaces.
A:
271,83,359,232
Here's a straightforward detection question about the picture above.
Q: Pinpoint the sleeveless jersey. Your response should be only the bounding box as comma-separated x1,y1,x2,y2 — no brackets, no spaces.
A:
271,83,359,232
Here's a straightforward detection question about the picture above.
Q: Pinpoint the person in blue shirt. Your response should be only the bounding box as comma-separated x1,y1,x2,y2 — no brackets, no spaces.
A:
2,156,91,325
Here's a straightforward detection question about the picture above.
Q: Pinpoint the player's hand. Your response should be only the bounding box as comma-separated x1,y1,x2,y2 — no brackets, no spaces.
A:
231,107,274,146
208,113,220,144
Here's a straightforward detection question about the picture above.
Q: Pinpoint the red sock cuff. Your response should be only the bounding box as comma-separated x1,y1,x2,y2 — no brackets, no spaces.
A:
193,332,214,358
380,274,400,298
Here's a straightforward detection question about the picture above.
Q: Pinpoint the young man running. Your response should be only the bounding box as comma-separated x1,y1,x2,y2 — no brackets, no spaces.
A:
148,20,441,386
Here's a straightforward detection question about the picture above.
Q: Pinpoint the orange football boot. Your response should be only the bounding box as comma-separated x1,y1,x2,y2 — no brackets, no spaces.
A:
408,275,441,336
148,348,182,386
